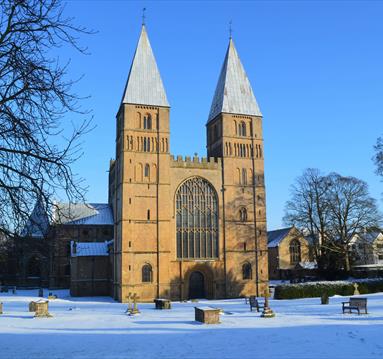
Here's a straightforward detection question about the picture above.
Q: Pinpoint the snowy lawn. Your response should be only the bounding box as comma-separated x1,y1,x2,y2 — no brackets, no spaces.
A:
1,290,383,359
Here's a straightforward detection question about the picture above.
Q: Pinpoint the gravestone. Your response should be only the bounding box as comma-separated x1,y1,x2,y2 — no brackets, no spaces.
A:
0,302,3,314
34,300,52,318
130,293,140,315
353,283,360,296
125,292,133,314
195,307,220,324
12,286,16,295
154,298,171,309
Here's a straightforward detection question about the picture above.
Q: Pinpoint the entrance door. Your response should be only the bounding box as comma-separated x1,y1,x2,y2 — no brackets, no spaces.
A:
189,271,205,299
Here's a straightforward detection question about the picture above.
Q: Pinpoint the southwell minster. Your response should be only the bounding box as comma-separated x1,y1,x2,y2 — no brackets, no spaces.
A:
108,24,269,302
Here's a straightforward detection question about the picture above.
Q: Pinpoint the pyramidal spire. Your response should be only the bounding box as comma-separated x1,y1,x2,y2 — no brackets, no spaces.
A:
208,38,261,122
122,25,169,107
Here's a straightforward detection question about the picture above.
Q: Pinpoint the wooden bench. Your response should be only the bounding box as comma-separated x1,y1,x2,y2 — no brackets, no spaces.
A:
154,298,171,309
342,297,368,315
195,306,220,324
249,296,265,312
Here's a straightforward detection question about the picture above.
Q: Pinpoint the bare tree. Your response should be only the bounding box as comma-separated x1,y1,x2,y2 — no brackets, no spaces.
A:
284,169,381,275
374,136,383,180
283,169,332,260
326,173,381,271
0,0,93,239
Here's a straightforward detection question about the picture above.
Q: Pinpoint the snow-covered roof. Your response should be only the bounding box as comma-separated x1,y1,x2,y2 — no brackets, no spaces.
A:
298,261,317,270
121,25,169,107
71,240,113,257
54,203,114,226
267,227,294,247
208,38,261,123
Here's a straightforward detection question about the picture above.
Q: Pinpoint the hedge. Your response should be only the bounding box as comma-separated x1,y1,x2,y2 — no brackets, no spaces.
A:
274,279,383,299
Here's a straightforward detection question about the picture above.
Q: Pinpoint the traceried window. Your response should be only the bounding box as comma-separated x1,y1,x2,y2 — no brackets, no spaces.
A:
242,262,252,279
176,177,218,259
142,264,152,282
289,239,301,264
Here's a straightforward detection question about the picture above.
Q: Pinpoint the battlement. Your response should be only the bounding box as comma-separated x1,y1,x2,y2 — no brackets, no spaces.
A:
170,155,221,169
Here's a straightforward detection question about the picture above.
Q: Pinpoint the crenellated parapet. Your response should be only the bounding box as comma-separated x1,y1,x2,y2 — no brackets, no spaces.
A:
170,155,222,170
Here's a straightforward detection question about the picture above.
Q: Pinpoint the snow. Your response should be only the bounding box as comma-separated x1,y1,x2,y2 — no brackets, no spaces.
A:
1,290,383,359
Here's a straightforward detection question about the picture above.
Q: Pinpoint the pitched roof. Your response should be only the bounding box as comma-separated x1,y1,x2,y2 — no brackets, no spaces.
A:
21,198,50,238
208,38,262,123
356,231,383,244
53,203,114,226
121,25,169,107
71,241,112,257
267,227,294,248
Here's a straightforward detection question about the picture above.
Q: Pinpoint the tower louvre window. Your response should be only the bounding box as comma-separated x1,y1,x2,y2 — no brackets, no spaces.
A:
144,114,152,129
144,164,150,178
242,168,247,185
176,177,218,260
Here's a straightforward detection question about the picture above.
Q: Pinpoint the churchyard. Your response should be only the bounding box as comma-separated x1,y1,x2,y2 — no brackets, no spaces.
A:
0,289,383,359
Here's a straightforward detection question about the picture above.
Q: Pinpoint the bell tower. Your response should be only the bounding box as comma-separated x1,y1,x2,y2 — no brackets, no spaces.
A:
112,25,171,302
207,38,269,297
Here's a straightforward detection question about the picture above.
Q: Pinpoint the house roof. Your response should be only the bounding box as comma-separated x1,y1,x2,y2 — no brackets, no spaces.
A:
358,231,383,244
208,38,262,123
267,227,294,248
53,203,114,226
121,25,169,107
71,240,113,257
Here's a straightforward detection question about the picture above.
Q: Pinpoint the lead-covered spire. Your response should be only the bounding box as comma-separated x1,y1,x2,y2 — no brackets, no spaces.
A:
121,25,169,107
208,38,261,123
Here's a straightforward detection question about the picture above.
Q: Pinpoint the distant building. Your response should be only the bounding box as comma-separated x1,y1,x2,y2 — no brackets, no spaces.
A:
350,231,383,272
267,227,315,280
17,202,113,290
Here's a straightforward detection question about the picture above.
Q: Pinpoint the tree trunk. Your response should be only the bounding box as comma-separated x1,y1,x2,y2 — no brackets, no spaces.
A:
344,246,351,273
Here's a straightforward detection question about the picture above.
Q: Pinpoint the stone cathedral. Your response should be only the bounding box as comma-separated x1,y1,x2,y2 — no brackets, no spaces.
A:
108,25,269,302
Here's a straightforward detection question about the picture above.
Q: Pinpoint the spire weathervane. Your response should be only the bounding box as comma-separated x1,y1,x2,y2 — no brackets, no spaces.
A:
142,7,146,26
229,20,232,39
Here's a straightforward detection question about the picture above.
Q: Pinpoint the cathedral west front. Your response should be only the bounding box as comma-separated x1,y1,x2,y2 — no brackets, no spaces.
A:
108,25,269,302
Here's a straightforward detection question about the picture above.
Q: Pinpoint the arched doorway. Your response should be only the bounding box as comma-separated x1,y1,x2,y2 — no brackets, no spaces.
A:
189,271,205,299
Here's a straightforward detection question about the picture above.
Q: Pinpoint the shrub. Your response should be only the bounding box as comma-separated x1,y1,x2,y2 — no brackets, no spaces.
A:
274,279,383,299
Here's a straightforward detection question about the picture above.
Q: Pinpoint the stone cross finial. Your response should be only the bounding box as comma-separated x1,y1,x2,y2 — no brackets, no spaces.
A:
229,20,233,39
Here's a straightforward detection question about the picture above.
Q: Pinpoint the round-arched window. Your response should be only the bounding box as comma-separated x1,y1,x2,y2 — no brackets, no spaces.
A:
142,264,152,283
242,262,252,279
176,177,218,259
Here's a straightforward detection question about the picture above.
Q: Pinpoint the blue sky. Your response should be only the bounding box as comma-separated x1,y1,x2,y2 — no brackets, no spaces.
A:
62,1,383,229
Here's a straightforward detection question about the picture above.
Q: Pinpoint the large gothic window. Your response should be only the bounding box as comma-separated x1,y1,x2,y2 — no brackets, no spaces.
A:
176,177,218,259
289,239,301,264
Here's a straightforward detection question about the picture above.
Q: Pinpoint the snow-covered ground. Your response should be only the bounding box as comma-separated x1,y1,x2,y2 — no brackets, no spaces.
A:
1,290,383,359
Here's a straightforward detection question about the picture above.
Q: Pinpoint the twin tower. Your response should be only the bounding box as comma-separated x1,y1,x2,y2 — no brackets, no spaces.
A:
108,25,269,302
